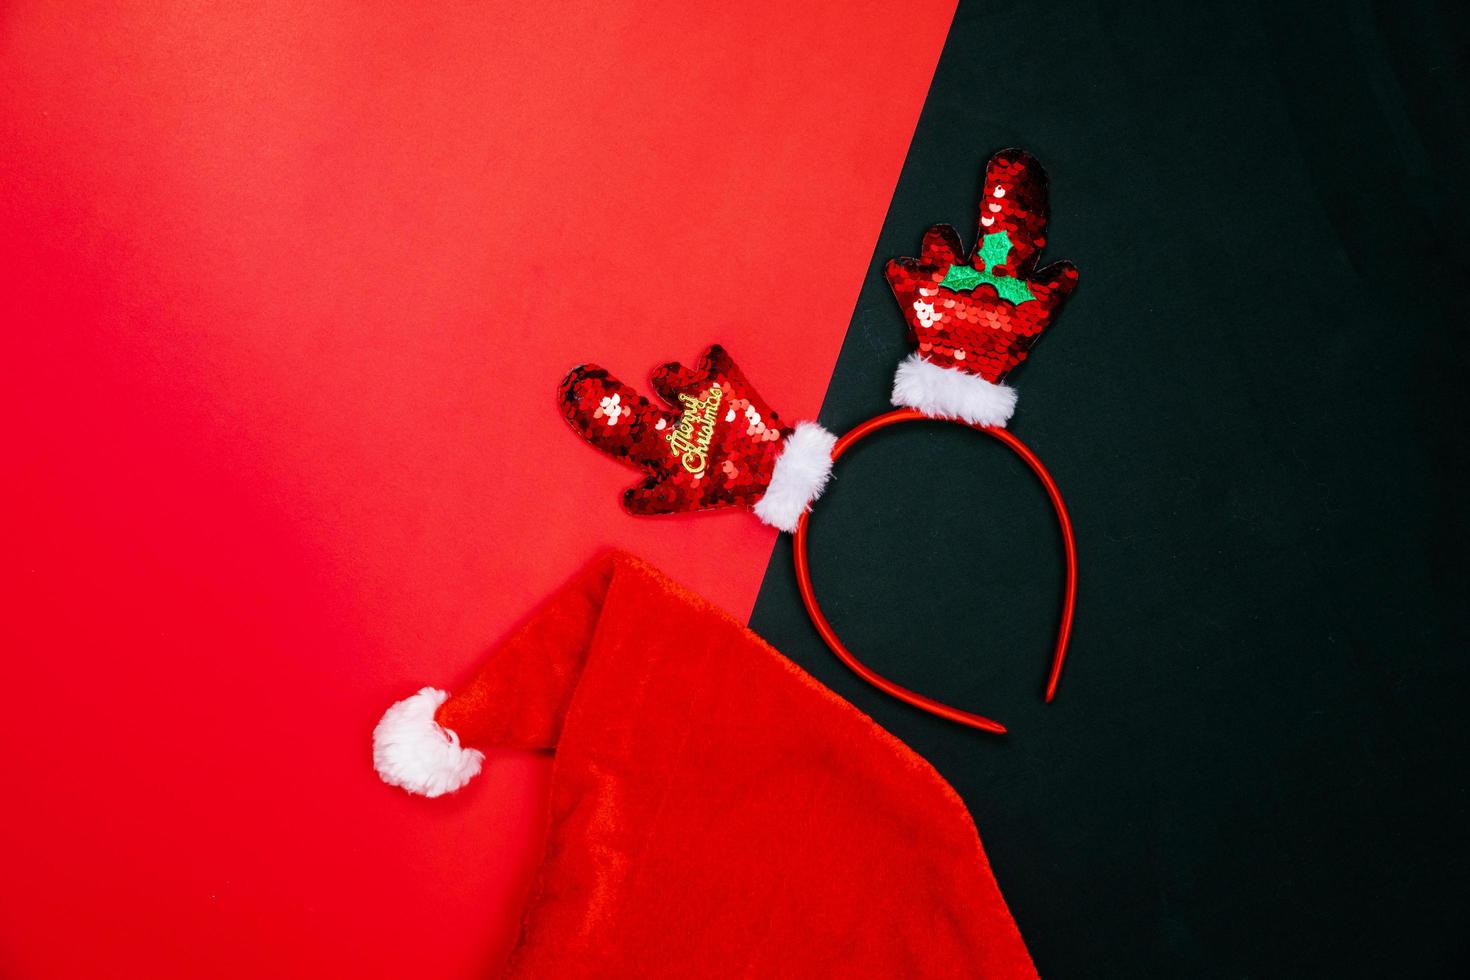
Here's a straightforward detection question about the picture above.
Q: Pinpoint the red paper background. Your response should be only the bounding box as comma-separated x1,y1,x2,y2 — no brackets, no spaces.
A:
1,2,954,976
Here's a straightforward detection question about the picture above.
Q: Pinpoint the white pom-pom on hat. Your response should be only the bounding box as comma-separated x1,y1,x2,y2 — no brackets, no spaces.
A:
372,687,484,798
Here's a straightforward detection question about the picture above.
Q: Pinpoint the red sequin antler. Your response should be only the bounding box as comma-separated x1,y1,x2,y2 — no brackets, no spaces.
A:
559,345,835,531
884,149,1079,427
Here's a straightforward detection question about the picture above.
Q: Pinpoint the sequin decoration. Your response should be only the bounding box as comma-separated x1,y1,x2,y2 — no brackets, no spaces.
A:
885,148,1079,383
559,345,791,517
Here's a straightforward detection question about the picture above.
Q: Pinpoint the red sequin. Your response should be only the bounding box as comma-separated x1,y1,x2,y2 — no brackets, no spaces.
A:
885,149,1079,383
559,345,790,517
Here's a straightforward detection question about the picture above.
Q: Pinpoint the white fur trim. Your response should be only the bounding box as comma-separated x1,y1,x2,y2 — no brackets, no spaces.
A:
372,687,484,798
891,353,1018,427
753,421,837,532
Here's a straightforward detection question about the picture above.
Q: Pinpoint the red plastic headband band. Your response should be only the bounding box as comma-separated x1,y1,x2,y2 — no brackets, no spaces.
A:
557,148,1081,733
792,409,1077,735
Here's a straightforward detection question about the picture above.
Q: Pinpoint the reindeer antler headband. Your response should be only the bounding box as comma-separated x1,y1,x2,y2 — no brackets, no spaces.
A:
559,149,1079,733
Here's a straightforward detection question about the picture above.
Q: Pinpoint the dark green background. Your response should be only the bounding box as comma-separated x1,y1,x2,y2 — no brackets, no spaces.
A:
749,0,1468,975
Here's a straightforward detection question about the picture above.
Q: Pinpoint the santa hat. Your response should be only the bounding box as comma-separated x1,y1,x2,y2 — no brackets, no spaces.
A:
374,552,1037,977
558,344,836,532
884,148,1079,427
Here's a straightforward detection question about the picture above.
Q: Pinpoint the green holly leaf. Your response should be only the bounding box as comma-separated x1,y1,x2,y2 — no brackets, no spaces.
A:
976,230,1015,272
938,263,985,292
937,230,1037,305
987,274,1037,305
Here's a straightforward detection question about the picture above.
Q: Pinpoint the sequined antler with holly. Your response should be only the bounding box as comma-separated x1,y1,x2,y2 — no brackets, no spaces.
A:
884,148,1079,426
559,345,835,531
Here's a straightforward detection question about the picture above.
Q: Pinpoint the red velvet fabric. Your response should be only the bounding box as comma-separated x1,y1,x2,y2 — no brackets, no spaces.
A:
437,552,1037,978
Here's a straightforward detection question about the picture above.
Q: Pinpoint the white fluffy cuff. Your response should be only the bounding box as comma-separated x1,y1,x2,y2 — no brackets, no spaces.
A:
753,421,837,533
891,353,1018,427
372,687,484,798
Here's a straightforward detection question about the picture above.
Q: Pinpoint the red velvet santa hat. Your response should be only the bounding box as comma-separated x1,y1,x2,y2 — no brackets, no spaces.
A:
374,552,1037,977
